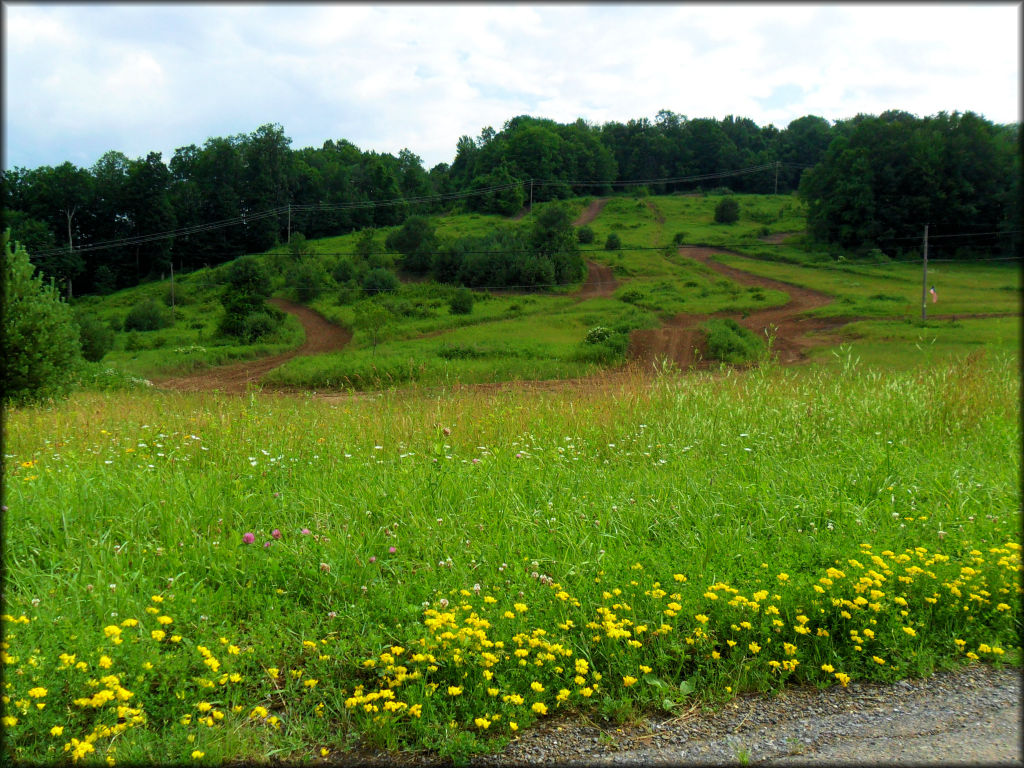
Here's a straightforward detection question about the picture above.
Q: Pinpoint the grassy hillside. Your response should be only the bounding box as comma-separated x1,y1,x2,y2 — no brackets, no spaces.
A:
70,192,1020,389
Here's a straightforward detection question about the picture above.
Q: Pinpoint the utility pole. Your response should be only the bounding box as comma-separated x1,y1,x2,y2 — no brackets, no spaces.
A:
921,224,929,321
65,206,76,299
774,161,780,195
287,203,291,245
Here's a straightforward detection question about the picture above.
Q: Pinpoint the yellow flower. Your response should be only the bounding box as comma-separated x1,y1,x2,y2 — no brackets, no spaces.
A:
104,626,122,638
157,616,173,625
695,614,709,624
197,702,212,712
250,706,269,719
531,702,548,715
514,602,528,613
447,686,463,697
777,573,789,582
3,716,18,727
50,725,64,736
835,672,850,687
266,667,279,678
872,656,885,665
474,717,491,729
530,682,544,693
303,678,318,688
99,655,113,669
622,676,637,687
27,687,47,698
190,750,204,759
510,721,519,732
748,642,761,654
170,636,181,643
902,627,917,637
151,630,166,642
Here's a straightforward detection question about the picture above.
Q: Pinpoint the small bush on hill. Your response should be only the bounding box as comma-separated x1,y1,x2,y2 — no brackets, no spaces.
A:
124,298,170,332
714,197,740,224
576,226,595,244
605,233,622,250
449,288,474,315
363,268,399,295
703,318,763,364
75,311,115,362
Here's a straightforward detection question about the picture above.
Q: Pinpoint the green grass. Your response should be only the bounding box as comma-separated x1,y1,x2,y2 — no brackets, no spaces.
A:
3,356,1020,763
65,193,1019,392
709,252,1022,318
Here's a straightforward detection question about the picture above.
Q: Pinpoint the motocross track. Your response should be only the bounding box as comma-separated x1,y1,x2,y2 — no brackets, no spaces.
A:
154,298,352,394
629,247,851,369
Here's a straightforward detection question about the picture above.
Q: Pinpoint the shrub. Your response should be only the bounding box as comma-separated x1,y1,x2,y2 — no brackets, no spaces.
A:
124,299,170,332
75,312,115,363
672,231,688,245
241,311,281,342
584,326,613,344
332,257,357,284
714,197,740,224
703,318,763,364
2,231,83,405
576,226,595,244
363,268,399,295
286,261,328,303
618,288,645,305
449,288,474,315
604,233,622,250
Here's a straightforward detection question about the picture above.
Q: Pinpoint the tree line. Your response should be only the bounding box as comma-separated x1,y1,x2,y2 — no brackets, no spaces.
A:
2,109,1018,297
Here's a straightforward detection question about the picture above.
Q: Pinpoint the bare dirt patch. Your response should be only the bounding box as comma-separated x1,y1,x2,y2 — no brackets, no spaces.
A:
576,261,618,300
628,246,845,369
573,198,610,227
153,298,351,394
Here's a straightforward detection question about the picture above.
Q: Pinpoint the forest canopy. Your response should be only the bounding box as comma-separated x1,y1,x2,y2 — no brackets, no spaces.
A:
2,110,1017,297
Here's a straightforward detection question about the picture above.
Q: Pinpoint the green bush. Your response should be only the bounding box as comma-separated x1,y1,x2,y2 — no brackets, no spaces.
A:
703,318,763,364
604,233,622,250
618,288,645,304
75,312,115,363
124,298,170,332
286,261,328,303
584,326,613,344
1,230,83,405
576,226,595,244
714,197,740,224
332,257,357,284
449,287,474,315
362,268,399,295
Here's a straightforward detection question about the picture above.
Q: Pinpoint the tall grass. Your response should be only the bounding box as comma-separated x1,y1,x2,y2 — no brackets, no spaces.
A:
3,355,1019,763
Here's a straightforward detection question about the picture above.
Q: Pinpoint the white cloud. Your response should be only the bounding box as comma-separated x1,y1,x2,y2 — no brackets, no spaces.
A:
3,3,1019,171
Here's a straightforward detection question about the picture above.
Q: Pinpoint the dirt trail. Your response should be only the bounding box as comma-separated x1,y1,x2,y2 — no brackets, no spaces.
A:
630,247,851,369
576,261,618,300
573,198,609,227
154,299,351,394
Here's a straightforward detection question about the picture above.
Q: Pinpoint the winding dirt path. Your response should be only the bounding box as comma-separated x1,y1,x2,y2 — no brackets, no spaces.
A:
154,299,351,394
629,247,851,369
573,198,610,227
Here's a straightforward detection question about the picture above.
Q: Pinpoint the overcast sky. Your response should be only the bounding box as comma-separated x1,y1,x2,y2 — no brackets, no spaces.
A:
3,3,1020,172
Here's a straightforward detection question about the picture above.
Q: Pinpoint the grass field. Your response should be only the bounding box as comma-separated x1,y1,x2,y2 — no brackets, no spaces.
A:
3,354,1020,764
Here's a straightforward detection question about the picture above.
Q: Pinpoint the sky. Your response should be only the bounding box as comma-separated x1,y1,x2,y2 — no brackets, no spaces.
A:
2,2,1020,172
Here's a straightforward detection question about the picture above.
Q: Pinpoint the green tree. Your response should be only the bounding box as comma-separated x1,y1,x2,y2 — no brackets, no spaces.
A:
385,215,436,273
217,256,277,339
2,230,83,405
353,300,389,351
714,197,740,224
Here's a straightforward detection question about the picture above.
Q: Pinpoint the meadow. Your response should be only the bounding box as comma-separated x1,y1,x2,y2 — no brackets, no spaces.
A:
4,191,1021,763
3,354,1020,764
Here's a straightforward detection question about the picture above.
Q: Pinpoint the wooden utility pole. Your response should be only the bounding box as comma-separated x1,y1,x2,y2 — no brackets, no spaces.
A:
921,224,929,321
65,206,76,299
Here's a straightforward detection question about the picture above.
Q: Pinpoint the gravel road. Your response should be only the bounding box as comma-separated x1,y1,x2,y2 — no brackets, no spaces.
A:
466,664,1020,766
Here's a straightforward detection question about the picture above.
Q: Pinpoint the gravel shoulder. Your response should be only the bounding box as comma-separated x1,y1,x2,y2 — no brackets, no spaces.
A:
466,664,1020,766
